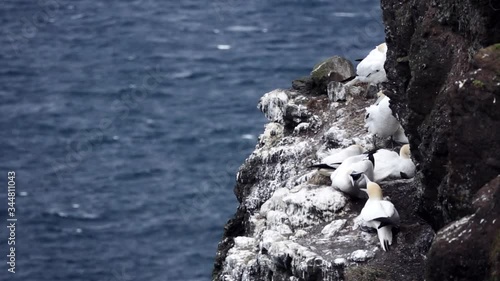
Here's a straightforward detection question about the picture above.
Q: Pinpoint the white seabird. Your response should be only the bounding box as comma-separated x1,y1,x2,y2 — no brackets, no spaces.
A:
309,144,365,176
397,145,416,179
392,125,409,144
365,94,399,138
360,182,400,251
330,153,375,198
372,144,416,181
364,93,409,143
355,43,388,84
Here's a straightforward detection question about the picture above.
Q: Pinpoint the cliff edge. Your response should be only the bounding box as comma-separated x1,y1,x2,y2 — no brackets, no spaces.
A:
213,1,500,280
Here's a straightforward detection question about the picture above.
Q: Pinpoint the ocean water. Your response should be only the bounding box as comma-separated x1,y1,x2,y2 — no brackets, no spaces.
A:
0,0,383,280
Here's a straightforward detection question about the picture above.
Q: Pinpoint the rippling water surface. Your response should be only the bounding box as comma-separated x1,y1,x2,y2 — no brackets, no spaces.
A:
0,0,383,280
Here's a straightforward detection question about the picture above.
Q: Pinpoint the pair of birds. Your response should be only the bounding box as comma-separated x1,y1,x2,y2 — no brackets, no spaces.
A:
345,43,408,144
311,144,415,186
309,144,411,251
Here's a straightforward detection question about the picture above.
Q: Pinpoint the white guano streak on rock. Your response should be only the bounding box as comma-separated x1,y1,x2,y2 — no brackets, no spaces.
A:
221,81,382,281
258,89,289,123
437,214,475,244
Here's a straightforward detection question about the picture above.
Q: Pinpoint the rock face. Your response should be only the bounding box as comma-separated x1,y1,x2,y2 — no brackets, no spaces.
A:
426,176,500,281
213,1,500,280
382,0,500,228
381,0,500,280
212,62,433,280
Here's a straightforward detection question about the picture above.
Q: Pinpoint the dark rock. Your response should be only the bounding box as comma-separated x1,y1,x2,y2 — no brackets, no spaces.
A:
327,81,347,102
310,56,356,96
381,0,500,229
292,76,315,95
381,0,500,280
425,176,500,281
257,89,315,131
311,56,355,82
213,210,246,280
364,84,380,99
284,103,312,130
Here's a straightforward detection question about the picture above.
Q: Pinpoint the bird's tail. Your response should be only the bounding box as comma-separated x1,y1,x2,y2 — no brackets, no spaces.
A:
341,76,359,87
307,163,338,170
340,75,356,83
363,149,377,168
377,226,393,252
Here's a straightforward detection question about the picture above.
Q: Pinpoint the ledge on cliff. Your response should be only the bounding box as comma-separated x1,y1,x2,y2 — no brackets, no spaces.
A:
214,1,500,280
213,56,434,281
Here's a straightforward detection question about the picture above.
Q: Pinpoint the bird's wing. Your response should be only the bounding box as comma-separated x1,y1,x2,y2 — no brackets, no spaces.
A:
350,159,373,175
361,200,398,224
377,96,395,117
356,61,383,78
380,201,400,224
373,150,399,181
365,104,378,121
321,153,343,166
308,163,336,170
356,49,385,77
398,159,416,178
322,146,361,165
366,97,400,137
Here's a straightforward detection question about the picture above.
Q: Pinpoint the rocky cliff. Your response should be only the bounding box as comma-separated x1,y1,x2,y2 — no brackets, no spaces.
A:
213,1,500,280
381,0,500,279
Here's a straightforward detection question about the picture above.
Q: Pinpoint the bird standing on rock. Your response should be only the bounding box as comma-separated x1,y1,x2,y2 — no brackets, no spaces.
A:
360,182,400,251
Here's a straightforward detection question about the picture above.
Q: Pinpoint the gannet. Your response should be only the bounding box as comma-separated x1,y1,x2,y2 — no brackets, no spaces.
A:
309,144,365,176
397,144,416,179
330,153,375,198
392,125,409,144
356,43,388,84
372,144,416,181
364,94,409,144
360,182,400,251
365,94,399,139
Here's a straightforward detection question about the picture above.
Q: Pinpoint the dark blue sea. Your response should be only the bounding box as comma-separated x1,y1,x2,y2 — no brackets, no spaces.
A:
0,0,384,280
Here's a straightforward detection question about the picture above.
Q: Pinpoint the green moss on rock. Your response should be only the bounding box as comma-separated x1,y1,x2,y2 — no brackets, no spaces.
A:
311,56,354,82
310,56,355,96
489,231,500,281
472,79,485,88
